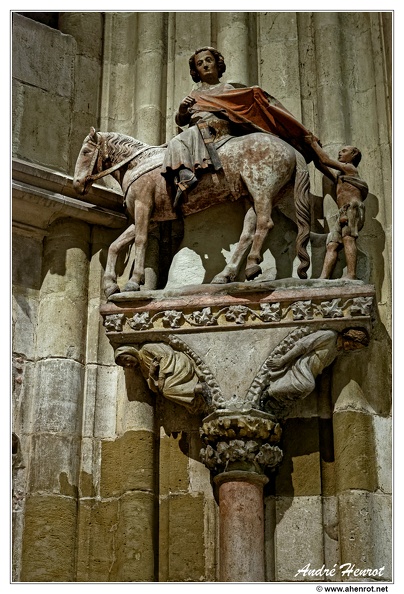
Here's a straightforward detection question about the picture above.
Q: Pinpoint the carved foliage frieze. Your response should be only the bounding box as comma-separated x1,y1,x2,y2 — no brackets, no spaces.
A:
103,295,373,335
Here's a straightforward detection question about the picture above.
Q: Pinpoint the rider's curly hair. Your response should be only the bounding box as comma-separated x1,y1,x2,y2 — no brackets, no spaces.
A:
189,47,226,82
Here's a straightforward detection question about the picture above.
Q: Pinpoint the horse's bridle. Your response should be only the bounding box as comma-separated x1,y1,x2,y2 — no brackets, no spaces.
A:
84,134,161,187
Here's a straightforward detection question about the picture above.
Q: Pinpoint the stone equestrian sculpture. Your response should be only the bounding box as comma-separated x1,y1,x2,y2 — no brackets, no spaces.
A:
73,47,319,296
73,128,311,296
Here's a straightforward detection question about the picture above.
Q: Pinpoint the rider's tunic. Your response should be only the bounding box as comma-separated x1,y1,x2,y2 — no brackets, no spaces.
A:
161,83,315,180
161,82,236,177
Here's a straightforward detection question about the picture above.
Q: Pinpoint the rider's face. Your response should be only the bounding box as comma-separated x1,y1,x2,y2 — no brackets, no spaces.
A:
194,50,220,84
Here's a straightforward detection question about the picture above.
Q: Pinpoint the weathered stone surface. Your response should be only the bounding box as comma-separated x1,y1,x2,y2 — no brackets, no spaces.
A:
101,430,155,497
12,14,75,96
12,291,39,361
338,491,391,581
275,418,321,496
159,431,190,496
39,219,90,299
373,414,392,493
21,494,77,582
184,327,291,403
116,385,155,434
322,495,340,578
36,219,90,362
12,232,43,290
14,86,72,170
78,491,157,582
58,12,103,60
216,13,251,86
36,295,89,361
333,410,377,493
85,364,119,438
272,495,324,581
109,491,155,582
28,433,80,495
258,12,301,117
76,498,119,581
159,493,206,582
32,358,84,434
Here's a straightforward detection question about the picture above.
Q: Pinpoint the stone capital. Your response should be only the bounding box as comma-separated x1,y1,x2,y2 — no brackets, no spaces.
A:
199,409,283,476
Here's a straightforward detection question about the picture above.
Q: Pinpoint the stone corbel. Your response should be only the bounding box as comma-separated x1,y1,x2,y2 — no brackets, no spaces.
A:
102,279,375,581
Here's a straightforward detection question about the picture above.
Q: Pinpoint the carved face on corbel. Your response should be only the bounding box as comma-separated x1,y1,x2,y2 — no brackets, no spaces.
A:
337,328,369,351
114,346,140,368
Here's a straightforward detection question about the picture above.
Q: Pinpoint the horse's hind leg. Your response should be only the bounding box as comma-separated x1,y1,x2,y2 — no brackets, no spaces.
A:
104,223,136,297
245,203,274,281
212,207,257,284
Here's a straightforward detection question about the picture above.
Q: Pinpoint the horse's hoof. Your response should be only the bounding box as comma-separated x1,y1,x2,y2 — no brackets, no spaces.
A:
123,280,140,292
104,284,120,298
211,274,230,284
245,265,262,281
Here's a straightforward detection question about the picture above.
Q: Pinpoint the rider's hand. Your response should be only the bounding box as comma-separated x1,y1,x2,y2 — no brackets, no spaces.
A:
178,95,196,115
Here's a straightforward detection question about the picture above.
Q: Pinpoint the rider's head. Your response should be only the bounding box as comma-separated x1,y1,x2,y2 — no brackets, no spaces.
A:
189,47,226,82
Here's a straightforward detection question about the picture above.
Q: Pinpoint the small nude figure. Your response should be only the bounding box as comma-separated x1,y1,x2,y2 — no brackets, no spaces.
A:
305,135,368,280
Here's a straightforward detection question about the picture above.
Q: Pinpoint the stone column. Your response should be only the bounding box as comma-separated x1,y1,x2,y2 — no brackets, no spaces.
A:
21,218,90,581
215,472,268,581
216,13,252,85
200,409,283,582
134,13,167,145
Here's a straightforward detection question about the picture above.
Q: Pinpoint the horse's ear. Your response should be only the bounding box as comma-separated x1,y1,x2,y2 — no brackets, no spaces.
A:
89,127,98,142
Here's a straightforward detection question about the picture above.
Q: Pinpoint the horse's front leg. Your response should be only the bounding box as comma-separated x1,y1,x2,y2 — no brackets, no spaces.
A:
104,223,137,297
123,200,152,292
212,207,257,284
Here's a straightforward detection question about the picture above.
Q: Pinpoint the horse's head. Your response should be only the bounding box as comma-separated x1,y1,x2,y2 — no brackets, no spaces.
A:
73,127,106,196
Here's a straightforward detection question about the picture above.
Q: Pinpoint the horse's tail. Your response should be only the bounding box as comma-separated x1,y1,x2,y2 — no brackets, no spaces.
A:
294,152,311,279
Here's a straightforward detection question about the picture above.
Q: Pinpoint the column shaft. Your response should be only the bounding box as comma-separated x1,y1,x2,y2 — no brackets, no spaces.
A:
216,474,267,582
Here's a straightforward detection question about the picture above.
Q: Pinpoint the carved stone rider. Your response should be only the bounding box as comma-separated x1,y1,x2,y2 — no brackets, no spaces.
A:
161,46,318,207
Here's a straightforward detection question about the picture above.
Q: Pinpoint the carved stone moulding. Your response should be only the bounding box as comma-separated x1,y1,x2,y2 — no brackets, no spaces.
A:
100,280,375,347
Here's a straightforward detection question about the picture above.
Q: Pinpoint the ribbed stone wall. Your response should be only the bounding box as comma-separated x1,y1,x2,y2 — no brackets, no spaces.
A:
12,11,392,582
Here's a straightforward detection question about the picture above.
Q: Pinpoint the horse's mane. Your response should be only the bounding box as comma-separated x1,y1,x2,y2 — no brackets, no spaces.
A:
102,131,145,161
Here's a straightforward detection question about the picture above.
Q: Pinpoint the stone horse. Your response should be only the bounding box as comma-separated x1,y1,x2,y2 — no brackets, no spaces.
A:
73,127,311,296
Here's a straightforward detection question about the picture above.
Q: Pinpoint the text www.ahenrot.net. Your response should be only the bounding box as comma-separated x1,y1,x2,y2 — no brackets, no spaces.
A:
320,587,389,592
